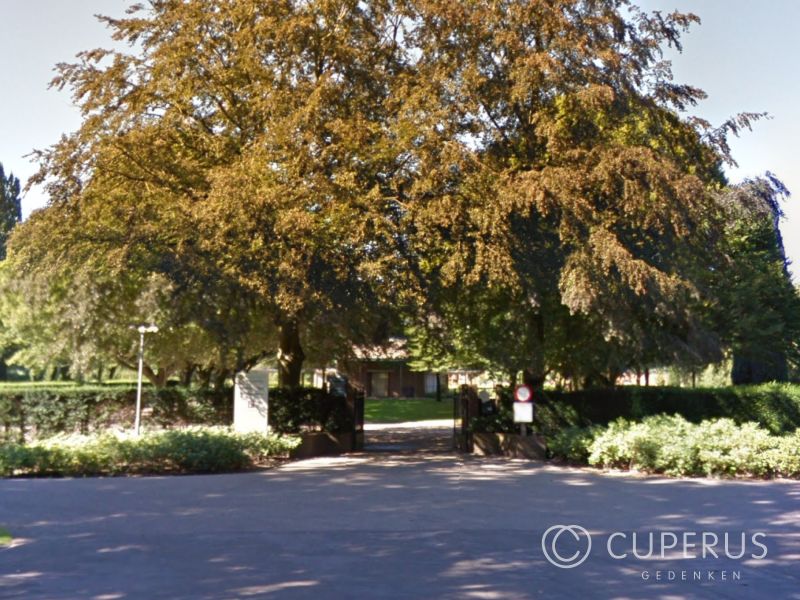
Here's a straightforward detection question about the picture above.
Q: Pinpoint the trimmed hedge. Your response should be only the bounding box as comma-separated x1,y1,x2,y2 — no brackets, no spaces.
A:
0,383,359,442
0,386,233,442
548,415,800,478
472,383,800,436
0,427,300,477
541,384,800,434
268,387,355,434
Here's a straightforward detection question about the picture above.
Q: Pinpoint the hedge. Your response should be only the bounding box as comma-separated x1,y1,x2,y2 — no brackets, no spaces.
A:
548,415,800,478
0,383,360,442
0,386,232,442
0,427,300,477
472,383,800,436
267,386,356,434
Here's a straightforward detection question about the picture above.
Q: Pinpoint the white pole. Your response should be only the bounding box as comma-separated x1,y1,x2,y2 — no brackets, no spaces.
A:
134,329,145,436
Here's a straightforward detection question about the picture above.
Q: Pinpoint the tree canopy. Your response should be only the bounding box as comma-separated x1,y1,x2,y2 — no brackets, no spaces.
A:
5,0,794,388
0,163,21,261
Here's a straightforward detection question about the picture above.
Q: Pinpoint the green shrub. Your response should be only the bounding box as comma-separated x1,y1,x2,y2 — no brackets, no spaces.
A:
268,387,355,434
0,385,232,442
693,419,777,477
587,415,701,474
769,431,800,477
538,383,800,434
649,416,702,476
467,384,800,439
550,414,799,478
0,427,300,477
470,405,515,434
548,426,601,463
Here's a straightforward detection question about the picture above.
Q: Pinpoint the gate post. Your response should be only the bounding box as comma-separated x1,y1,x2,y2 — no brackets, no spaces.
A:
347,383,365,451
454,384,478,452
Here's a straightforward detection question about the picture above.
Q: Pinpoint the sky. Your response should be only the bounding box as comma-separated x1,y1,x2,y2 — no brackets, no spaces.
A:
1,0,798,274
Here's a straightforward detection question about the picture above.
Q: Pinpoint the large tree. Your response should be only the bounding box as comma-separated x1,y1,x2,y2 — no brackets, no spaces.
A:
396,1,739,388
0,163,22,380
13,0,762,390
21,0,413,387
712,176,800,384
0,163,21,261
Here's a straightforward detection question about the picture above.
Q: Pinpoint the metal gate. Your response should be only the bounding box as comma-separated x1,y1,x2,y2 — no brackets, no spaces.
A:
454,385,479,452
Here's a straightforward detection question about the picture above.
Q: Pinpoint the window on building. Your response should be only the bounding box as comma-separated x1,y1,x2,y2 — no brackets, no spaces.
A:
370,371,389,397
424,373,438,395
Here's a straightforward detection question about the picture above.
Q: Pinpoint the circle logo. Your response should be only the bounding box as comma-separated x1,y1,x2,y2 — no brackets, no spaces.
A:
541,525,592,569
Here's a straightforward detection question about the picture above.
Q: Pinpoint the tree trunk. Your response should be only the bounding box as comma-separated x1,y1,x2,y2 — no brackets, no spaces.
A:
277,317,305,388
522,313,546,389
213,369,230,390
199,368,213,389
435,372,442,402
182,365,196,387
142,365,169,387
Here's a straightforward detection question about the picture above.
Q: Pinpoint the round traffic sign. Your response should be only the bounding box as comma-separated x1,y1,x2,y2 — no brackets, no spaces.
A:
514,385,533,402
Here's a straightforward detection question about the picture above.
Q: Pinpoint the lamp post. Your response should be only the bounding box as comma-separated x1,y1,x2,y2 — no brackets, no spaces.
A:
133,324,159,436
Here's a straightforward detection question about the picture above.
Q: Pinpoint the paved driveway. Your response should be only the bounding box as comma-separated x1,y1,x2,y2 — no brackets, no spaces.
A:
1,452,799,599
365,419,454,453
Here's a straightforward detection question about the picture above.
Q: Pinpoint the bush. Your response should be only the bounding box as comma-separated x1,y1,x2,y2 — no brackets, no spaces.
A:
0,427,300,477
268,387,355,434
550,414,800,478
692,419,777,477
587,415,699,474
0,385,233,442
466,384,800,439
770,431,800,477
548,426,602,463
539,383,800,434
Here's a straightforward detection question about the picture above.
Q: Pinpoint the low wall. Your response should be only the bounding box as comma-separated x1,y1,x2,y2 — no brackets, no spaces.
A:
472,432,546,459
290,431,363,459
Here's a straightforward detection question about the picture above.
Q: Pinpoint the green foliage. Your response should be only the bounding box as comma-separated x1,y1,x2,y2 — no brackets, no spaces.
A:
12,0,408,387
0,163,21,261
692,419,776,477
548,414,800,478
548,426,602,464
15,0,760,391
267,387,355,434
538,384,800,434
0,428,299,477
469,384,800,464
365,398,453,424
709,177,800,384
770,431,800,477
587,415,699,474
0,385,232,442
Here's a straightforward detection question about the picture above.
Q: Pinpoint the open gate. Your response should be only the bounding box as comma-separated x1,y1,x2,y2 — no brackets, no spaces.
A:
454,385,479,452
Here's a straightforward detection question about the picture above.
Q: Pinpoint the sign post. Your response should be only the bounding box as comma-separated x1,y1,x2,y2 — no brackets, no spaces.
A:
513,385,534,436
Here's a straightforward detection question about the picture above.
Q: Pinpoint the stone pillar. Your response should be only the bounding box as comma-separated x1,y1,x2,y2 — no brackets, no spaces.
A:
233,367,271,434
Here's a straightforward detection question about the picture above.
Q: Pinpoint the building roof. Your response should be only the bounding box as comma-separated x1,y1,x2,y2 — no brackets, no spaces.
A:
351,337,409,361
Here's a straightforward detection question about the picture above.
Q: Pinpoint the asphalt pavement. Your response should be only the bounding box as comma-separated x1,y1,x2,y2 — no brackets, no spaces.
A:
1,426,799,599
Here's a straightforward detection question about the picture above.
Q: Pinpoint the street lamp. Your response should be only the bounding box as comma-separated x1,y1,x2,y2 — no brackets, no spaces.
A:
132,324,159,436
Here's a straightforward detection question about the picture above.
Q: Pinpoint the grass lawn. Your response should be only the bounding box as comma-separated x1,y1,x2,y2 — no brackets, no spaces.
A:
0,527,11,546
365,397,453,423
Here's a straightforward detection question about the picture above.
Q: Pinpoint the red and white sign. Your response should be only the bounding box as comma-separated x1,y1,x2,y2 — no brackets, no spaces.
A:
514,385,533,403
